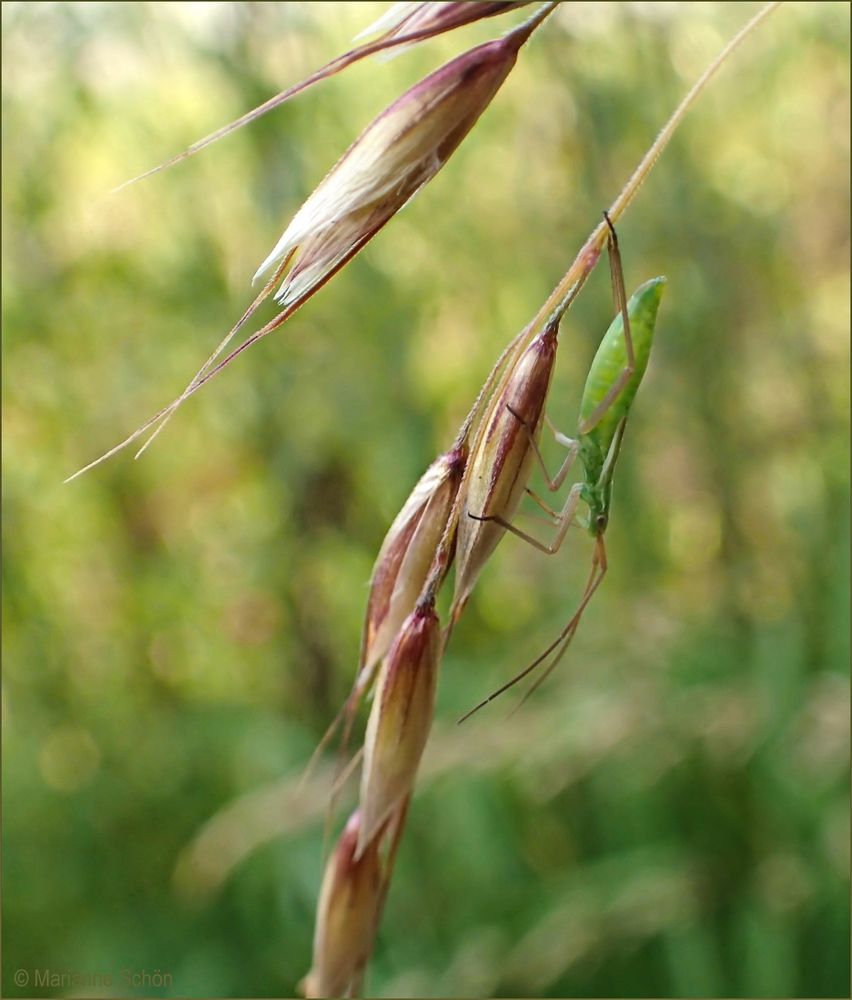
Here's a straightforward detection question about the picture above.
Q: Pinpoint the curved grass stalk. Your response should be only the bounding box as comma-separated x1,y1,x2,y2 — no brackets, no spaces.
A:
419,0,782,608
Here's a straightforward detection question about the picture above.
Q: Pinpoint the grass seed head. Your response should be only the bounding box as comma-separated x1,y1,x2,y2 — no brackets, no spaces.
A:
359,446,465,695
358,600,441,856
453,320,560,613
253,33,528,305
302,810,383,999
358,1,534,42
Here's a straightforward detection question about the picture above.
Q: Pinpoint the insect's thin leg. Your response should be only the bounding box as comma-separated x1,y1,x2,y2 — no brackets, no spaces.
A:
481,426,621,718
596,415,628,491
506,404,578,491
524,487,562,521
577,212,636,435
544,413,578,451
468,482,583,555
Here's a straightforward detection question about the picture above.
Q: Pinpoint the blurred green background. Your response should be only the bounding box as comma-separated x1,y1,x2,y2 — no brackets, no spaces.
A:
3,2,849,997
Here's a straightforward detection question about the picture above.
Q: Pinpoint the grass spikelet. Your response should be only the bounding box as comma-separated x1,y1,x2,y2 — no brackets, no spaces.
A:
301,810,383,999
116,2,537,192
358,445,465,698
357,599,440,857
452,319,561,617
254,4,557,306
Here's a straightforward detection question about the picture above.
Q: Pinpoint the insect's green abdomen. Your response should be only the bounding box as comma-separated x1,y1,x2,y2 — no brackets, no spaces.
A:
578,276,665,474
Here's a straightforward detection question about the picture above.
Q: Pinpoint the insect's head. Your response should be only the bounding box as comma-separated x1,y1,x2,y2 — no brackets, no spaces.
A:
581,483,609,537
583,502,608,538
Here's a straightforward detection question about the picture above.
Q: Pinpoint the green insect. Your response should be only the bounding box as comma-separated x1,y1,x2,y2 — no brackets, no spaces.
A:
461,214,665,719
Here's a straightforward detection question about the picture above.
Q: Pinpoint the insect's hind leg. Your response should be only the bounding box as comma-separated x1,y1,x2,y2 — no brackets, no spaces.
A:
577,212,636,435
469,404,583,551
523,487,565,522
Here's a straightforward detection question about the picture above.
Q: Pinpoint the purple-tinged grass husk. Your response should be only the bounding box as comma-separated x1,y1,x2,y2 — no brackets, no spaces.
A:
254,4,558,306
357,445,465,699
357,599,440,857
452,318,561,618
67,4,558,483
301,810,384,999
357,2,534,44
115,2,538,193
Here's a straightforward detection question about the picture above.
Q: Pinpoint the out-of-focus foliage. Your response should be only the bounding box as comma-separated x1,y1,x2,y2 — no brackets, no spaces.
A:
2,2,849,997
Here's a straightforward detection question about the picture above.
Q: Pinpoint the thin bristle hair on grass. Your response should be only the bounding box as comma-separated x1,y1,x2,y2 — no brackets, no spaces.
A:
116,2,537,192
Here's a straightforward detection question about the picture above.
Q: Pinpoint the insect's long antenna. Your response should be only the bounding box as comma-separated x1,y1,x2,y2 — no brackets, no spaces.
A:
509,630,576,718
458,535,608,723
510,536,608,715
456,595,585,724
458,638,557,723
